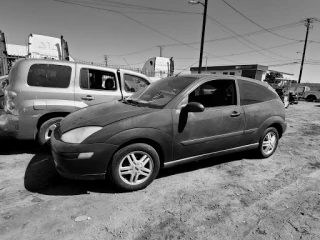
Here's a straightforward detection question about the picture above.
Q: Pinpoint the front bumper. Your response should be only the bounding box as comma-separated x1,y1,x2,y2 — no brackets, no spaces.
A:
0,112,19,138
51,128,119,180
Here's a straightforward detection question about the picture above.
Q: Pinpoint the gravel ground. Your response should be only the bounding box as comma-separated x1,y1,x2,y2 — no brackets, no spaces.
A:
0,101,320,240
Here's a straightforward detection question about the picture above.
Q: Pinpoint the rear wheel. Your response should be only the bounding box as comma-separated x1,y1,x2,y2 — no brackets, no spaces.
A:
109,143,160,191
38,117,63,147
306,95,316,102
257,127,279,158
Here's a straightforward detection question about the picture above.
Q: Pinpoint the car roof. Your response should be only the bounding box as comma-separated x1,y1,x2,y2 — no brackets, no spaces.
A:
178,74,270,88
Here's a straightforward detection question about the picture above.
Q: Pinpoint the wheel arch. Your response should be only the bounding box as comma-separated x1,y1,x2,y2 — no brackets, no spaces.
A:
114,138,166,168
106,128,173,169
34,112,70,139
267,122,283,138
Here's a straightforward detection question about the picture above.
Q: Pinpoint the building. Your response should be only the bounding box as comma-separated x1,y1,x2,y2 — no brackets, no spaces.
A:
190,64,269,81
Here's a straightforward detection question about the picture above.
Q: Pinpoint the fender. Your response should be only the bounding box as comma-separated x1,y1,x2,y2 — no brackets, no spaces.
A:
243,115,286,145
106,128,173,163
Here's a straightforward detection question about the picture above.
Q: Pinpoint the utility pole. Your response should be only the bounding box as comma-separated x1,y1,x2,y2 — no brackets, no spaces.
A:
298,18,314,84
198,0,208,73
188,0,208,73
158,46,163,57
104,55,108,66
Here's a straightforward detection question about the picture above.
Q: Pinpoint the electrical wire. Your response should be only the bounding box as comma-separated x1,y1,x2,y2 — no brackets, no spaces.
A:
161,21,303,47
54,0,238,64
221,0,302,42
206,15,295,61
55,0,200,15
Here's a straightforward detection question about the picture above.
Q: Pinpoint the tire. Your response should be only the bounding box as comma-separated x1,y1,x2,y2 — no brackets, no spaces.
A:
257,127,279,158
109,143,160,191
38,117,64,147
306,95,316,102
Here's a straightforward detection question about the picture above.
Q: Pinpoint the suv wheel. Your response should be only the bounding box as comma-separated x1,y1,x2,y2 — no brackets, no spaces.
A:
257,127,279,158
38,117,64,147
109,143,160,191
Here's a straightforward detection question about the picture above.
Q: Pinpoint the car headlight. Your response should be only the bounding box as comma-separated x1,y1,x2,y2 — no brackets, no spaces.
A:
61,126,102,144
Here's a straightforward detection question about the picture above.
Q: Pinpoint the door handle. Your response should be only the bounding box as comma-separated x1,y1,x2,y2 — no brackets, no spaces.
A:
81,95,95,101
230,111,241,117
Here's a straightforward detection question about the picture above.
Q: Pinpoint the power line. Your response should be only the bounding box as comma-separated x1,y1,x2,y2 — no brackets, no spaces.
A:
161,21,303,47
55,0,238,64
108,46,157,57
206,15,294,60
56,0,200,15
221,0,302,42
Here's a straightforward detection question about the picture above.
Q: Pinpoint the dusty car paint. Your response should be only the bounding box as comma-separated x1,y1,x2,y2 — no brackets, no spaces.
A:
51,75,287,187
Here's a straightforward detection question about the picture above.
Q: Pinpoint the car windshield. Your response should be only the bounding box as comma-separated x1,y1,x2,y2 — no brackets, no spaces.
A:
126,76,198,108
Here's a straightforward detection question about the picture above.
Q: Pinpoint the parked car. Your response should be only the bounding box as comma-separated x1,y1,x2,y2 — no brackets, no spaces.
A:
51,75,287,191
0,59,151,145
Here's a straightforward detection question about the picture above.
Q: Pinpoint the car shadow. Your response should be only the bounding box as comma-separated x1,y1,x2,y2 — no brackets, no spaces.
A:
24,152,118,195
0,139,42,155
24,150,258,196
315,105,320,107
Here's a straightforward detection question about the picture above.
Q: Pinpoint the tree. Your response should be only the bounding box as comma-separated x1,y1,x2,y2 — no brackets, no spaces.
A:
265,71,283,82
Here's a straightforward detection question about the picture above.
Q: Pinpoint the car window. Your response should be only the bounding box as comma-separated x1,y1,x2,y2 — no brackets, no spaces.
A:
238,79,278,105
80,68,117,91
27,64,71,88
188,79,237,108
124,74,149,93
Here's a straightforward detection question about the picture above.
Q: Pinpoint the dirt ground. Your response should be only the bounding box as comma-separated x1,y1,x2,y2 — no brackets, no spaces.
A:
1,101,320,240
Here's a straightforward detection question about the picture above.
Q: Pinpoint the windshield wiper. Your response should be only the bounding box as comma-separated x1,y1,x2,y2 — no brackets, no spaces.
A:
123,98,142,107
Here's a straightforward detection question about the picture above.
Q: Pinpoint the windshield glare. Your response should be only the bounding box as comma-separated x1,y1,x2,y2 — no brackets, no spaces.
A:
127,76,197,108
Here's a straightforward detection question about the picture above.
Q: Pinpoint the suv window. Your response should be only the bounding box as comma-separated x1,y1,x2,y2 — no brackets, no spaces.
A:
238,79,278,105
188,79,237,108
27,64,71,88
80,68,117,91
124,74,149,92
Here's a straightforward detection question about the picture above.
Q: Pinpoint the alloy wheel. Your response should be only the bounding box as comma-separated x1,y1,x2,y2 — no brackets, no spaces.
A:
262,132,277,155
118,151,154,185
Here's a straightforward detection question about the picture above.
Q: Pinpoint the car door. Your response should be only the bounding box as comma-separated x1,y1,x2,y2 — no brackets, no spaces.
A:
119,71,151,99
74,66,123,108
172,78,245,160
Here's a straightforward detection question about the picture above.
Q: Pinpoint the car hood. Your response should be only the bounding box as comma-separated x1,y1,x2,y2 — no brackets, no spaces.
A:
60,101,159,133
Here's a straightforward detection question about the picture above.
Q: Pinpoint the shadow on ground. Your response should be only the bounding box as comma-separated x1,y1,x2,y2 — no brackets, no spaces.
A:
24,150,257,196
0,139,42,155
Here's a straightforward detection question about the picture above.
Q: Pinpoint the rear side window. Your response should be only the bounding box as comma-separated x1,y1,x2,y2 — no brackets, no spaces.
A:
27,64,71,88
238,79,278,105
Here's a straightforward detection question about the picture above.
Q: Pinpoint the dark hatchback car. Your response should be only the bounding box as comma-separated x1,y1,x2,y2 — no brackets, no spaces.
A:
51,75,287,191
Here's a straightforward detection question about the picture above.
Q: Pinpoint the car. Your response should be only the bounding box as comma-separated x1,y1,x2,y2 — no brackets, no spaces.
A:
0,59,151,146
51,75,287,191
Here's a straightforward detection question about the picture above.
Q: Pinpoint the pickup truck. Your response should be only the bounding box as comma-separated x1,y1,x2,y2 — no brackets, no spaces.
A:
303,90,320,102
0,59,152,146
293,86,320,102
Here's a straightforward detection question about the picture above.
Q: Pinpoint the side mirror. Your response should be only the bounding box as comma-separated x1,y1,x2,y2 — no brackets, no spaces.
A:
183,102,205,113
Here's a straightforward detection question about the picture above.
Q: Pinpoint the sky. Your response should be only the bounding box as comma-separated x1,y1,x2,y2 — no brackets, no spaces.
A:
1,0,320,82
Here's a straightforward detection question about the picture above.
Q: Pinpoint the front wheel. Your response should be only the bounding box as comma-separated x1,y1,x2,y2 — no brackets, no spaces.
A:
257,127,279,158
109,143,160,191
